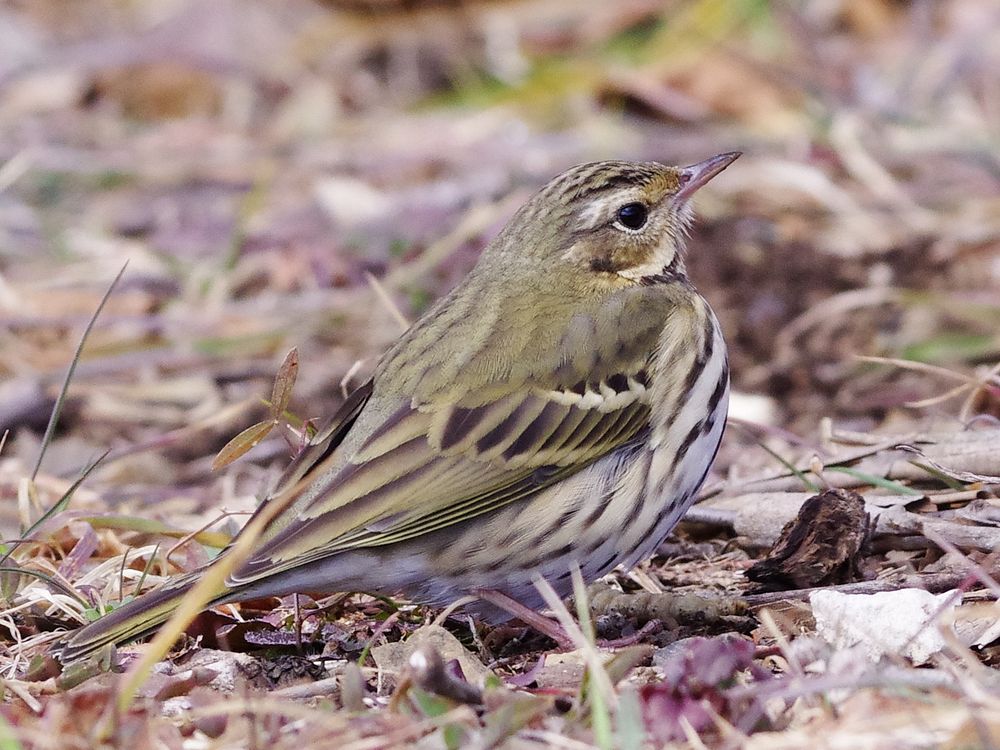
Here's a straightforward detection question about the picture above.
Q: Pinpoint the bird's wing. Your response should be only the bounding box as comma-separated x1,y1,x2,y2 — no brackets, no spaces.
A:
230,370,652,584
266,377,375,499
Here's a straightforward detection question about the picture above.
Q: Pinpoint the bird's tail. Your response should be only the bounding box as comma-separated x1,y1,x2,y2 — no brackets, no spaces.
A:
55,571,223,664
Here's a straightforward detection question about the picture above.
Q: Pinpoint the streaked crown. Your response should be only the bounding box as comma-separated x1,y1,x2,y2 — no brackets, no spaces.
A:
486,154,740,288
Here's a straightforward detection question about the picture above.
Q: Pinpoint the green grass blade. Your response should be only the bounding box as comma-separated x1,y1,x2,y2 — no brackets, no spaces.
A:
31,262,127,481
905,460,966,491
824,466,922,495
0,713,24,750
572,569,613,750
0,566,89,606
732,423,820,492
2,450,109,566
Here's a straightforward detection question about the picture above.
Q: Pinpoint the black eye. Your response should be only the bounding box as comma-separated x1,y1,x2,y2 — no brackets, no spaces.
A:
616,202,648,230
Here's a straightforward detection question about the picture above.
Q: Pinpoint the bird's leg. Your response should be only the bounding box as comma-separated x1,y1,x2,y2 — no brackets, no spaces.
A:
470,588,576,650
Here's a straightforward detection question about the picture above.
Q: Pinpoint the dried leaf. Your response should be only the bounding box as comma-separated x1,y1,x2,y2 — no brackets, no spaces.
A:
641,635,759,743
211,420,274,470
270,348,299,419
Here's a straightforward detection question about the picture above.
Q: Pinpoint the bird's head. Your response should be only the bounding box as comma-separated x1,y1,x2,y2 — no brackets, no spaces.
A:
491,153,740,291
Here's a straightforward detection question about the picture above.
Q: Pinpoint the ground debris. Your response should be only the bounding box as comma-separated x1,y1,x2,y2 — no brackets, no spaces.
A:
1,0,998,747
588,582,749,627
810,587,958,664
746,489,870,591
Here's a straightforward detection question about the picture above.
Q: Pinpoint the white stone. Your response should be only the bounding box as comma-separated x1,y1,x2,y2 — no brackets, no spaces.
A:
809,588,959,664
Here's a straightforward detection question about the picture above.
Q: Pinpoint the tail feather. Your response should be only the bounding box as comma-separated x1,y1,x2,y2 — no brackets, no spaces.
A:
56,572,221,664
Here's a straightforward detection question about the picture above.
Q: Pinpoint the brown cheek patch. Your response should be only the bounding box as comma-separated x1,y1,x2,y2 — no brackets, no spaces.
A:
613,235,659,270
588,234,658,275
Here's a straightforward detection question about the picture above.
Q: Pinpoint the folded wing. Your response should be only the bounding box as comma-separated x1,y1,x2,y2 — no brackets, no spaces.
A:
230,372,652,584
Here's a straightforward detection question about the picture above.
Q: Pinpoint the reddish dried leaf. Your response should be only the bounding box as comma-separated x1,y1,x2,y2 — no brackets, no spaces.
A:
642,635,760,743
57,522,100,580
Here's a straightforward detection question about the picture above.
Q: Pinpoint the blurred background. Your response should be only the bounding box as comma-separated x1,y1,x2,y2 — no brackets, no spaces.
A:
0,0,998,526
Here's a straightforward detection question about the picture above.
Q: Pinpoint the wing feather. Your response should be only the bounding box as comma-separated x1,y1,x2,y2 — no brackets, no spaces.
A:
231,372,651,584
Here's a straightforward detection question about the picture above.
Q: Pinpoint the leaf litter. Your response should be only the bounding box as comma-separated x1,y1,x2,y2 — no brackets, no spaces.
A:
1,0,999,747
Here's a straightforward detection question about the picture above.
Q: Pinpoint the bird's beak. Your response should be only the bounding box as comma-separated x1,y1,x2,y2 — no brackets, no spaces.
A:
675,151,741,203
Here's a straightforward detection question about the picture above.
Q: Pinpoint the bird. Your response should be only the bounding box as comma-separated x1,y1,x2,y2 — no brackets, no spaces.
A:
57,152,738,663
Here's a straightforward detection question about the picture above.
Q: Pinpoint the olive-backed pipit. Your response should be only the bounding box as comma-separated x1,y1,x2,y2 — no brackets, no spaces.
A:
58,152,739,662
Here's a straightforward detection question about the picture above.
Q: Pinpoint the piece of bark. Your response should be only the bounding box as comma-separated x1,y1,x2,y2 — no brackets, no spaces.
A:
745,489,870,591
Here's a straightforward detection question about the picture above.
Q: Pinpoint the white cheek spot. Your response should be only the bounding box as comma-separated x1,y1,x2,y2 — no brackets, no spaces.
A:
575,198,613,231
560,241,586,264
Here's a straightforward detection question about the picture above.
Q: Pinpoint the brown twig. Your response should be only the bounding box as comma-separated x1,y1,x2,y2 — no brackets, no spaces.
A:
741,572,986,608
